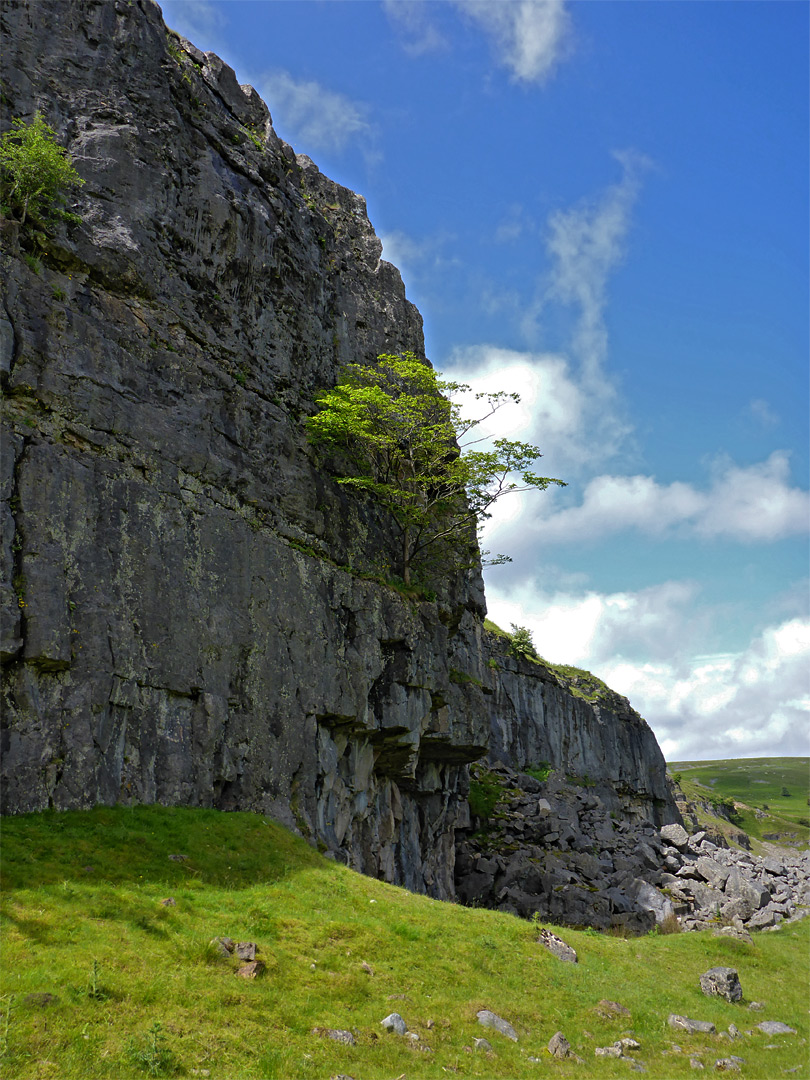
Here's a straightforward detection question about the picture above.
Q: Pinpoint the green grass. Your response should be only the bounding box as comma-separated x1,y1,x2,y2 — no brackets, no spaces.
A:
670,757,810,850
1,805,808,1078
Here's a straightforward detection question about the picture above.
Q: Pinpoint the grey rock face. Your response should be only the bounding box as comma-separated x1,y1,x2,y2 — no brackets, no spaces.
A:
0,0,490,900
485,647,675,823
0,0,684,912
699,967,742,1003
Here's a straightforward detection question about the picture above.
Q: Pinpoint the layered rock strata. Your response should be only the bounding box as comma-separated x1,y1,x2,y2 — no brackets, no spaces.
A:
1,0,677,901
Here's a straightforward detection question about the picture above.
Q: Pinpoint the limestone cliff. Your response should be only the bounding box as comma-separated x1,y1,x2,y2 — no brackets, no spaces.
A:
0,0,677,900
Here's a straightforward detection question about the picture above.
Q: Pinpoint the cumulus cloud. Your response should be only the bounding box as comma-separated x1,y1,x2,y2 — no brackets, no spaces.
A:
447,347,591,472
259,70,371,154
485,578,810,760
519,451,809,545
453,0,571,84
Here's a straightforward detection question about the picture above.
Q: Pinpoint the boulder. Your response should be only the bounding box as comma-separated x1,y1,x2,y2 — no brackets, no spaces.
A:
699,967,742,1003
660,823,690,848
476,1010,518,1041
627,878,675,924
756,1021,796,1035
536,928,578,963
380,1013,407,1035
547,1031,571,1059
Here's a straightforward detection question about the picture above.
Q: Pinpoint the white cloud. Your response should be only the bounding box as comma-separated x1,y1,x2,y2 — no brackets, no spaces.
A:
259,70,370,154
382,0,448,55
748,398,780,428
383,0,571,82
453,0,571,84
518,451,809,545
494,203,536,244
161,0,226,44
532,150,651,373
485,578,810,760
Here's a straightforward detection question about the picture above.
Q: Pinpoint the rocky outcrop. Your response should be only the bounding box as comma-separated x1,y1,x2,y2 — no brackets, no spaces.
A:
483,643,673,820
455,760,810,931
1,0,676,903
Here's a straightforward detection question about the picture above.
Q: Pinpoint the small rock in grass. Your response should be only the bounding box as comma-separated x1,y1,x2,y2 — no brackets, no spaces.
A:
757,1021,796,1035
547,1031,571,1059
473,1038,493,1052
536,927,578,963
747,1001,764,1011
690,1060,704,1070
360,961,374,975
727,1025,740,1039
595,1045,622,1058
381,1013,407,1035
160,897,176,906
476,1009,518,1042
235,960,265,978
211,936,235,957
595,1000,631,1019
325,1030,355,1046
714,1058,743,1071
669,1015,717,1035
700,967,742,1003
619,1037,641,1051
168,853,188,862
235,942,257,961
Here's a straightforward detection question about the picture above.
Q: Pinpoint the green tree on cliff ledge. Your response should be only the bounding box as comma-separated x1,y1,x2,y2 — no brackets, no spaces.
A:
0,112,84,228
306,352,565,586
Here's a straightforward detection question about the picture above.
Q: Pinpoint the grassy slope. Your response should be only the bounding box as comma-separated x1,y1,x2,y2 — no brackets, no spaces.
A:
1,806,808,1079
670,757,810,851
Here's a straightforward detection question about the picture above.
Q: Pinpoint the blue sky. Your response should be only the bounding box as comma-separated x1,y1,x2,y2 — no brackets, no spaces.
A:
160,0,809,762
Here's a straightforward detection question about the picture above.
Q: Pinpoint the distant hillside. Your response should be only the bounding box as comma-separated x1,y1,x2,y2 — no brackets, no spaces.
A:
668,757,809,852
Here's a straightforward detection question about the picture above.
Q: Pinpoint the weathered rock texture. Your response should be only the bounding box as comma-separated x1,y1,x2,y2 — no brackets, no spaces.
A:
1,0,676,902
456,761,810,931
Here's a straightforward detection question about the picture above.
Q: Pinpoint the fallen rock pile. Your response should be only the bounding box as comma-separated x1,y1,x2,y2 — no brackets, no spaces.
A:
455,763,810,933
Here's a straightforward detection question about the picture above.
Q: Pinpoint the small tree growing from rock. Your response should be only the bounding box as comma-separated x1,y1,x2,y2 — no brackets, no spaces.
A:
0,112,84,228
306,352,564,586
